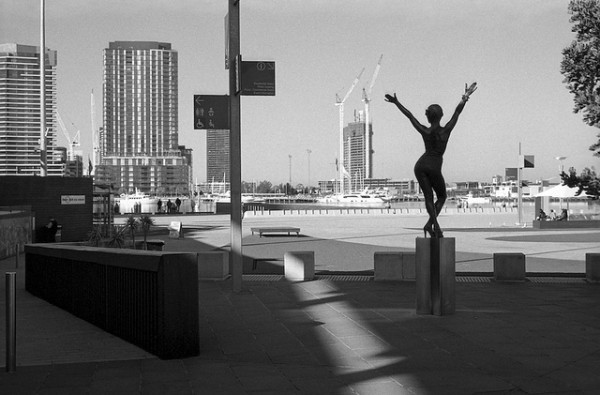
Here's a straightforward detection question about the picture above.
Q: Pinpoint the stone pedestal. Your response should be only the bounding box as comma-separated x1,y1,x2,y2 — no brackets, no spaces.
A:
416,237,455,316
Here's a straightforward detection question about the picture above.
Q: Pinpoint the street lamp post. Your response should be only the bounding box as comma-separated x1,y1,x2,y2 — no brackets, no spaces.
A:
306,149,311,193
556,156,567,209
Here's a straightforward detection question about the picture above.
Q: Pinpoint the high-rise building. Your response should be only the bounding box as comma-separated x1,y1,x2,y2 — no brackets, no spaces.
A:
206,129,230,184
95,41,191,195
0,43,63,176
343,111,373,192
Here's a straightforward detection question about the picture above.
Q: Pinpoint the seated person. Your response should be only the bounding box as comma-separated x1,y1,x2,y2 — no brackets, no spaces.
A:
536,209,548,221
549,209,557,221
38,217,58,242
557,209,568,221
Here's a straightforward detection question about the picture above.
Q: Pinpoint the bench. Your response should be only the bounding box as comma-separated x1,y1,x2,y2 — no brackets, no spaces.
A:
250,227,300,237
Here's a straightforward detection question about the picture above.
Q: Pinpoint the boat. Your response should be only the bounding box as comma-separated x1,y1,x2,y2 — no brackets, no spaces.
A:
116,190,159,214
459,192,491,207
317,193,388,207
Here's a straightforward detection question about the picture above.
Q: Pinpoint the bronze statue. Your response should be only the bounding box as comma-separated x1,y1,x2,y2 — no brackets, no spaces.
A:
385,83,477,238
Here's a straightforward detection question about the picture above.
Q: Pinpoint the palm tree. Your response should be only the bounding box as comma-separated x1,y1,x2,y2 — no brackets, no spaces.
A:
107,225,126,248
139,215,155,250
125,215,139,249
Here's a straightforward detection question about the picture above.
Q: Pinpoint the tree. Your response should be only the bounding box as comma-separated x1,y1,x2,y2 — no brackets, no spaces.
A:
256,180,273,193
561,167,600,197
125,215,139,249
139,215,154,250
560,0,600,156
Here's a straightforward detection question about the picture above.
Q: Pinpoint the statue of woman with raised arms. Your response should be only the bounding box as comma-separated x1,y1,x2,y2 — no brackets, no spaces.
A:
385,82,477,238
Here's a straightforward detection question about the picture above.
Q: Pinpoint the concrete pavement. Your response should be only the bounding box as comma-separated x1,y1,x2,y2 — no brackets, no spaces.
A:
1,212,599,394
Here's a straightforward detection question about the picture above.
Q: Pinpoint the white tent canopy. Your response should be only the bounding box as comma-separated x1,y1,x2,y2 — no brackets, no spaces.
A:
534,184,589,199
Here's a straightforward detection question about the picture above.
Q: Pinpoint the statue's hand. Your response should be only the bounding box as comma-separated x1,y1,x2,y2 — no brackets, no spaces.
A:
385,93,398,103
464,82,477,97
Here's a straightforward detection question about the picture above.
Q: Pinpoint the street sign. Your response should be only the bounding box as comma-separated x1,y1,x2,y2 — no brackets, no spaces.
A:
193,95,230,130
524,155,535,168
241,61,275,96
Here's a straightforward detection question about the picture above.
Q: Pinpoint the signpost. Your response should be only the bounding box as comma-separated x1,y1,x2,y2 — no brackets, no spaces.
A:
193,95,230,130
241,61,275,96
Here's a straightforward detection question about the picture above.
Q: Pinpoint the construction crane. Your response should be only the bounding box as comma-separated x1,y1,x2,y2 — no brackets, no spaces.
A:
56,112,80,161
91,89,98,175
362,54,383,179
335,67,364,194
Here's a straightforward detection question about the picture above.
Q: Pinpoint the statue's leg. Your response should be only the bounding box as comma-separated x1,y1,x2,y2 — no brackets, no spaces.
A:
431,170,447,236
415,172,436,236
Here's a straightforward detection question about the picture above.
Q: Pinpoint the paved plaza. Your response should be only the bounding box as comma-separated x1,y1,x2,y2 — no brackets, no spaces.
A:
1,211,599,394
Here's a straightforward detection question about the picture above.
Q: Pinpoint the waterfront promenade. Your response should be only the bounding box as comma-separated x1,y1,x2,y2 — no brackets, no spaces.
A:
1,211,599,394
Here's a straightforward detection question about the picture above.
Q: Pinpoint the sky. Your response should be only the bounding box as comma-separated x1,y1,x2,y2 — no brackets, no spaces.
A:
2,0,599,186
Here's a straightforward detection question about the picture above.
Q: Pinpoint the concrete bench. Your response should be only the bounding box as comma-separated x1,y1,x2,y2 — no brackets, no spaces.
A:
374,251,416,281
251,226,300,237
532,220,600,229
284,251,314,281
198,251,229,280
168,221,183,239
493,253,526,282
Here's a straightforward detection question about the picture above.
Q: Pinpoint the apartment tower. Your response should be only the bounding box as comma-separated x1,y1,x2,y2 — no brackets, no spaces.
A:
0,43,63,176
96,41,190,195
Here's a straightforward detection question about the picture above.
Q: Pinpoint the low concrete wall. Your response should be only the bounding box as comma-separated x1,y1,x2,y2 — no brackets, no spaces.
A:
0,209,32,259
25,244,199,359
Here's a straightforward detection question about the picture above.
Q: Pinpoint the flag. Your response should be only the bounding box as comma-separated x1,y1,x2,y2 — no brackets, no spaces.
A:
342,166,350,178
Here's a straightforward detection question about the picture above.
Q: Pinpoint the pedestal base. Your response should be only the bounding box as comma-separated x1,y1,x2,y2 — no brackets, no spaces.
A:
416,237,456,316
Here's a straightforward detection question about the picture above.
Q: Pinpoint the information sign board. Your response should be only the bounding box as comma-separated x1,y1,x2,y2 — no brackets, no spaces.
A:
241,61,275,96
193,95,230,130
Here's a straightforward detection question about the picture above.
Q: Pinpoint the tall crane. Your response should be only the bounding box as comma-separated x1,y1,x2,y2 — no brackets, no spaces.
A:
56,112,80,161
362,54,383,180
335,67,364,194
90,89,98,175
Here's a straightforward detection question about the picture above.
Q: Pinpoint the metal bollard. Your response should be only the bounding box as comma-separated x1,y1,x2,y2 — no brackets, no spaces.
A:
6,272,17,372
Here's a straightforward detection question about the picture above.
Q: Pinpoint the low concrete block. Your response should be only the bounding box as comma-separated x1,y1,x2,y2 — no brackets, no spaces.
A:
586,253,600,283
197,251,229,280
374,252,416,281
168,221,182,239
284,251,315,281
493,253,526,282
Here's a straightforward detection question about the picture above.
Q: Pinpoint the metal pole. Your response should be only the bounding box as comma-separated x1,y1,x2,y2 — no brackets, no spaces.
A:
228,0,242,293
518,142,523,225
14,244,19,269
6,272,17,372
39,0,47,177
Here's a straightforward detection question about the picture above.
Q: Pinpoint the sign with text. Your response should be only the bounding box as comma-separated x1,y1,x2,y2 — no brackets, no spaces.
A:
61,195,85,205
193,95,230,130
241,61,275,96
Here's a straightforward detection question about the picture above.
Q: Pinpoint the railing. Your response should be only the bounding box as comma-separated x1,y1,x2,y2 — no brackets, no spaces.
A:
25,244,199,359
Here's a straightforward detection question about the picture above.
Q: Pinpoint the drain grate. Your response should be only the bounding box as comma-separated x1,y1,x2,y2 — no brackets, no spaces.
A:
316,275,373,282
456,276,492,283
243,275,284,282
527,277,586,284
